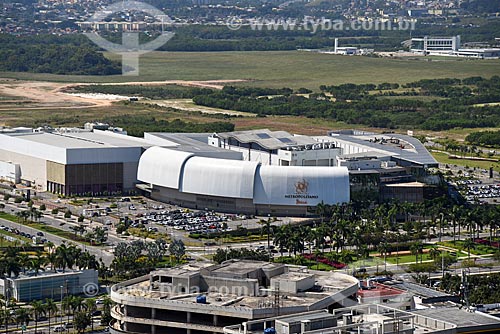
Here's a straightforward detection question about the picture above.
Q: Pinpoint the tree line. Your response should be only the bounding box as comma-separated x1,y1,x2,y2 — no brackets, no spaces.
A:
0,34,121,75
102,115,235,137
70,84,213,100
466,130,500,149
192,77,500,130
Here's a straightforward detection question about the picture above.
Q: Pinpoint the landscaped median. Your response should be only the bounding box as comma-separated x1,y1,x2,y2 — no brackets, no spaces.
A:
0,211,101,246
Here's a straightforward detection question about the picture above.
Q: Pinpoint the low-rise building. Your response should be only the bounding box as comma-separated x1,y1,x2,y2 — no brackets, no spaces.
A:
0,269,98,302
109,260,359,334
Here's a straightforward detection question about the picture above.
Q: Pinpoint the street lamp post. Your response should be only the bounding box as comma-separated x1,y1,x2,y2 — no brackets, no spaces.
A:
60,285,64,327
267,214,271,262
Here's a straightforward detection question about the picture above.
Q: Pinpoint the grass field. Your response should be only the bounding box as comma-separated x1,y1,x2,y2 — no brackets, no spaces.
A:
385,253,433,264
431,151,500,172
2,51,500,89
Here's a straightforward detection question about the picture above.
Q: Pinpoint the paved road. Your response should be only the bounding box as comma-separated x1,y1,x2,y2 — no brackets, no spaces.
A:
0,212,114,266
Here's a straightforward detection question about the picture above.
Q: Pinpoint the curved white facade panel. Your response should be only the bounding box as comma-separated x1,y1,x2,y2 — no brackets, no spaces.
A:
254,165,349,206
181,157,258,199
137,147,193,190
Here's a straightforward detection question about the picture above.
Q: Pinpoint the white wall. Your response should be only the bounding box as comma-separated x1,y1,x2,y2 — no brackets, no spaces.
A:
0,160,20,183
0,134,66,164
253,165,350,206
0,149,47,189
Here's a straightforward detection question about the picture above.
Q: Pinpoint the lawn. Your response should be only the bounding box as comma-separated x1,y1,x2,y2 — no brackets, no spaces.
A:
275,255,335,271
0,212,18,222
2,51,500,89
384,253,433,264
431,151,500,173
438,240,499,256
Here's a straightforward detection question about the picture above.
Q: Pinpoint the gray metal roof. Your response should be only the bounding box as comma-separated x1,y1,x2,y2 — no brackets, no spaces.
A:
330,132,438,167
277,311,333,324
8,131,147,149
147,132,239,154
390,281,449,298
413,308,500,327
216,129,319,150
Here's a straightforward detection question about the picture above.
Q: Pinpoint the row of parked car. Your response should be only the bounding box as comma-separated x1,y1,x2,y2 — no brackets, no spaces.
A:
0,225,47,243
465,184,500,200
140,210,230,234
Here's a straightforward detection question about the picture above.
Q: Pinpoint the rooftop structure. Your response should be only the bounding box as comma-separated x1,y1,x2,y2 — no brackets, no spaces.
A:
0,129,149,195
0,269,98,302
137,146,349,216
323,130,438,168
223,304,469,334
410,35,500,59
109,260,359,334
209,129,341,166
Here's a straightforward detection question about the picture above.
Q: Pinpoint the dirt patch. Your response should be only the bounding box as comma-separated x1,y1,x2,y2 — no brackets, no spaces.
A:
144,99,256,117
0,79,247,112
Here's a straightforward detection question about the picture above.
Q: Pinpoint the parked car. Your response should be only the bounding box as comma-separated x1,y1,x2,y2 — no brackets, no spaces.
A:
53,325,65,332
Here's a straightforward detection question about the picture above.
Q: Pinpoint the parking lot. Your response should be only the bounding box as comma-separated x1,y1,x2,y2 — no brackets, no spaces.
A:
136,209,231,235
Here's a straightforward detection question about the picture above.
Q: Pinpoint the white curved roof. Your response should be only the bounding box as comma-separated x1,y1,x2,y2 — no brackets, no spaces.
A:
254,165,349,206
181,157,259,199
137,147,193,189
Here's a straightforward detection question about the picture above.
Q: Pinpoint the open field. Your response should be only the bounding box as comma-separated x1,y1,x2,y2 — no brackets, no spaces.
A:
143,99,257,117
431,151,500,172
1,51,500,89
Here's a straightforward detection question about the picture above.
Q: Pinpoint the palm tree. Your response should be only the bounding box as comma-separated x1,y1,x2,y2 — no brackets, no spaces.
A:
0,309,13,334
451,205,461,242
378,241,390,272
84,298,97,332
62,296,73,325
18,253,30,275
272,225,288,257
55,244,77,272
428,246,441,261
14,308,30,330
30,300,46,334
315,201,330,225
410,241,423,263
29,252,47,276
45,298,57,334
463,239,475,260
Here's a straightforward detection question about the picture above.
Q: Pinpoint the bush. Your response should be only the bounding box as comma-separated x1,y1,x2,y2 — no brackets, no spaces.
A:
14,197,23,203
78,215,84,223
109,203,117,209
51,208,59,215
408,262,437,273
64,210,72,219
39,204,46,211
3,194,10,201
116,224,127,234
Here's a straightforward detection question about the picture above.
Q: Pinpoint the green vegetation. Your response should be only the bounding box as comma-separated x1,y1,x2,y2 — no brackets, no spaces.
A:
275,256,335,271
0,211,18,222
431,151,500,173
68,84,213,99
441,273,500,304
466,130,500,148
0,34,121,75
101,115,234,137
385,253,432,264
192,77,500,130
4,51,500,89
438,240,499,256
212,247,268,264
